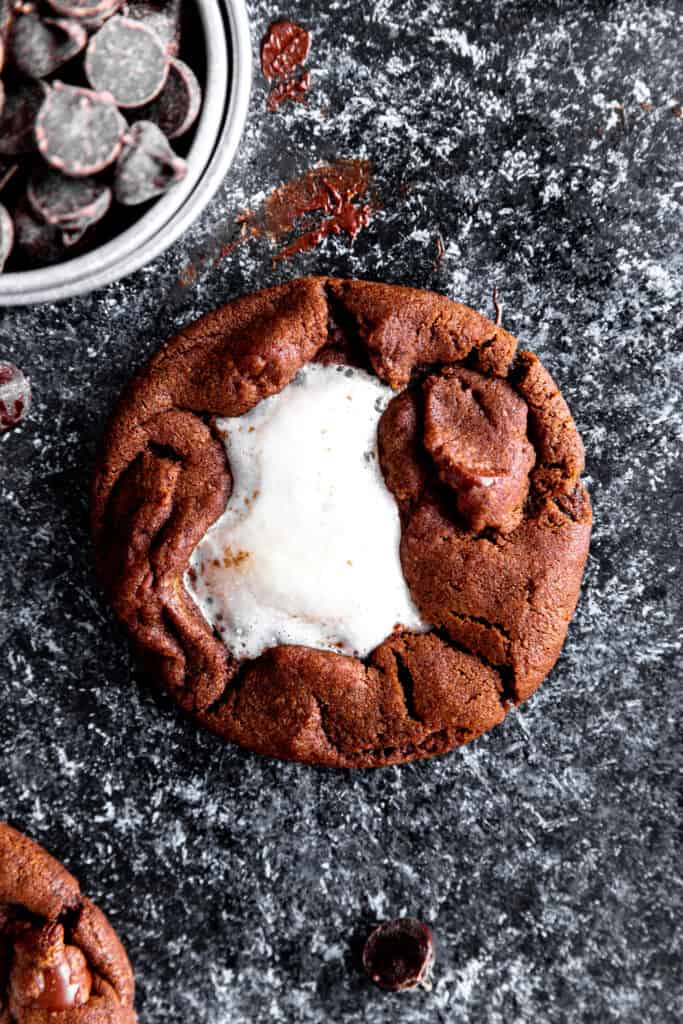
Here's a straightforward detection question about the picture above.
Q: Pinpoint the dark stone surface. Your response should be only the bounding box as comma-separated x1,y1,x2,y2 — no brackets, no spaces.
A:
0,1,681,1021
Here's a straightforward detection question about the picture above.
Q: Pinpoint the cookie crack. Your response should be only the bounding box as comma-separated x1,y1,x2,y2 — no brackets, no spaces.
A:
203,659,250,717
392,651,423,724
446,608,513,648
311,695,345,757
431,625,517,708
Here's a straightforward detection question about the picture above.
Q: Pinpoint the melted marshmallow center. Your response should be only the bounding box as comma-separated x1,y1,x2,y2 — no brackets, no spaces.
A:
186,363,428,659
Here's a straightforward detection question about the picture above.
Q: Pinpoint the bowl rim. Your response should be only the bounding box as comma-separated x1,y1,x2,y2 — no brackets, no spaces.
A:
0,0,252,307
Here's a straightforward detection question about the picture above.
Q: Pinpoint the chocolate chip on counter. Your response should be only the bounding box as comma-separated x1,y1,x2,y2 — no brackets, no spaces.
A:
140,57,201,139
10,12,87,78
0,78,47,155
85,15,169,108
114,120,186,205
0,201,13,270
35,81,127,176
28,166,111,239
0,360,31,432
362,918,435,992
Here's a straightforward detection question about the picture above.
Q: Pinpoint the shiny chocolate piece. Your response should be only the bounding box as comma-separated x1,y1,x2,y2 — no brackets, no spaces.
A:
261,19,310,81
362,918,435,992
261,19,312,113
423,367,536,533
10,923,91,1012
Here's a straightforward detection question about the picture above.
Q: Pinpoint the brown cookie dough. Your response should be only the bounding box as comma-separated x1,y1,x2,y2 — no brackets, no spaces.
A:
91,277,591,768
0,822,136,1024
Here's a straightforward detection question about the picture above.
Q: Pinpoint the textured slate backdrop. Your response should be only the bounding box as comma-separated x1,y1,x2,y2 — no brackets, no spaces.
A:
1,1,681,1021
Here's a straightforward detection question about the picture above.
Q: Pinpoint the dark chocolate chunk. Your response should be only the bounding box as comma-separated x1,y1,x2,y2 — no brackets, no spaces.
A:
114,120,186,205
10,12,88,78
28,167,111,239
0,201,13,270
126,0,181,56
0,360,31,431
0,79,47,156
35,81,127,176
140,57,201,139
85,16,169,108
362,918,435,992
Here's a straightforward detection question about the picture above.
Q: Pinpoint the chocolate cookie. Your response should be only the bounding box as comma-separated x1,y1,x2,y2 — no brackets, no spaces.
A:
0,822,136,1023
92,277,591,768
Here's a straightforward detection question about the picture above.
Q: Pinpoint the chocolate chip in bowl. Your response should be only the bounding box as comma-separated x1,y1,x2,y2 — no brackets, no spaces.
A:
0,0,251,304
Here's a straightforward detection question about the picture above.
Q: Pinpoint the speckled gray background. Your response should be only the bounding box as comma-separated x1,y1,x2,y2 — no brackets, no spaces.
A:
1,1,681,1021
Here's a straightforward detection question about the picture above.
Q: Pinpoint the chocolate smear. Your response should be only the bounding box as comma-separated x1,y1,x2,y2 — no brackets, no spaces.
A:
261,19,311,112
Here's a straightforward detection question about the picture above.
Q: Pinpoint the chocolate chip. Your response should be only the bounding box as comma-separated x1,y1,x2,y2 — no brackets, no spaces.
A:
0,78,47,156
15,197,73,263
0,360,31,432
140,57,201,139
0,201,13,270
85,15,169,108
28,167,111,239
126,0,181,56
35,81,127,176
0,0,14,75
0,160,16,195
10,12,87,78
114,120,186,205
362,918,435,992
44,0,122,21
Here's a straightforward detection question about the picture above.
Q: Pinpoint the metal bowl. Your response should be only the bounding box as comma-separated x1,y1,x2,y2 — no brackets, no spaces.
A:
0,0,252,307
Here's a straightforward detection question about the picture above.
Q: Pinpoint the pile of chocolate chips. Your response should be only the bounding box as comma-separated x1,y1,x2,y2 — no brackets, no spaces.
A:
0,0,203,271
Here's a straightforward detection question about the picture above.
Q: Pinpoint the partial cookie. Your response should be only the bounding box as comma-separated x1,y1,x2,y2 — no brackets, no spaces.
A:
92,277,592,768
0,822,137,1023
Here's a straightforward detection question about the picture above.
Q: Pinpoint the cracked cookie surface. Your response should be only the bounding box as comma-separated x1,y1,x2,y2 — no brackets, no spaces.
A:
0,822,136,1024
91,277,591,768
